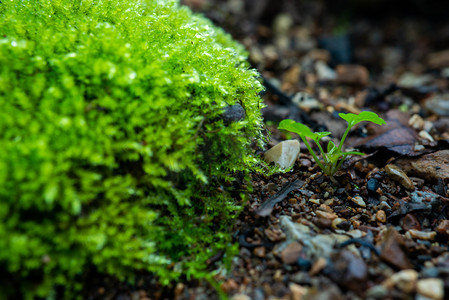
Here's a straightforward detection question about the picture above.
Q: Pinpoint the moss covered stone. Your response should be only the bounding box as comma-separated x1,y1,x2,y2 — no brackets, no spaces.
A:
0,0,265,297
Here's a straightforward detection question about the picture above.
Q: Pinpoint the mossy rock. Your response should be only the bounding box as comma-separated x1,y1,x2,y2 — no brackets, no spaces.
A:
0,0,265,297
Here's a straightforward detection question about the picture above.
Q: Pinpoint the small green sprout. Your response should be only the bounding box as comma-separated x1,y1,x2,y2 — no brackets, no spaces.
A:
278,111,386,183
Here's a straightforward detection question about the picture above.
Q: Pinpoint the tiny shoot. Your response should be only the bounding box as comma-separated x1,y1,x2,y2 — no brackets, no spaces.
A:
278,111,386,183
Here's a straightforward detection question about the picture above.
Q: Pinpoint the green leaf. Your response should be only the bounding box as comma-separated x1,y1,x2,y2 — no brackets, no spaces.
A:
278,119,331,142
338,111,386,127
327,140,336,154
342,151,365,156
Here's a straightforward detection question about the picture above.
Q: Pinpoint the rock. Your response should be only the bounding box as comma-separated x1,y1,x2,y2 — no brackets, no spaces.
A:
385,164,415,190
402,214,421,231
289,283,307,300
395,150,449,183
427,49,449,69
351,196,366,207
397,72,433,88
425,94,449,116
222,104,246,123
436,220,449,237
416,278,444,300
367,178,380,194
292,92,322,112
221,279,239,293
409,114,425,130
231,294,251,300
419,130,434,142
407,229,436,241
378,227,413,269
315,60,336,81
264,227,286,242
253,246,266,258
326,250,368,294
263,140,300,169
366,285,388,299
376,210,387,223
316,210,338,220
281,242,303,264
336,64,369,86
309,257,327,276
388,269,418,293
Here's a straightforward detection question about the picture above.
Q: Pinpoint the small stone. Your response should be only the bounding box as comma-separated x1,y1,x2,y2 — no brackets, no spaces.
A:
389,269,418,293
425,94,449,117
351,196,366,207
264,227,286,242
231,294,251,300
331,218,346,230
376,210,387,223
316,210,337,220
315,60,336,81
289,283,307,300
309,257,327,276
402,214,421,231
336,64,369,86
436,220,449,237
417,278,444,300
366,285,388,299
409,114,425,130
309,198,320,205
419,130,434,142
395,150,449,183
264,140,300,169
379,227,413,270
408,229,436,241
367,178,380,194
313,216,332,229
385,164,415,190
222,104,245,123
253,246,266,258
281,242,303,264
221,279,239,293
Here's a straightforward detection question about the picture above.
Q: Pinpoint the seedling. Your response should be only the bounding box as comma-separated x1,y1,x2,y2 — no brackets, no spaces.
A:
278,111,386,183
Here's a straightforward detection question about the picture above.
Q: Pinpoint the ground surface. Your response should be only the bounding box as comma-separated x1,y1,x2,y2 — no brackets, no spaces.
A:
88,1,449,299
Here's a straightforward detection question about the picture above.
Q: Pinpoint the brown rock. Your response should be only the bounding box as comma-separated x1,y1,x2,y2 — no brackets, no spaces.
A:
309,257,327,276
378,227,413,269
316,210,338,220
289,283,307,300
253,246,266,258
385,164,415,190
402,213,421,231
328,250,368,294
312,216,332,228
395,150,449,183
221,279,239,293
436,220,449,237
281,242,303,264
427,49,449,69
336,64,369,86
264,227,286,242
407,229,436,241
376,210,387,223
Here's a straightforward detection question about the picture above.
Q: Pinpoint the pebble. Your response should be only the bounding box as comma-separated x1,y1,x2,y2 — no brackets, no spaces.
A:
436,220,449,237
376,210,387,223
416,278,444,300
379,227,413,269
289,283,307,300
366,285,388,299
407,229,436,241
409,114,425,130
385,164,415,190
315,210,337,220
264,140,300,169
425,94,449,116
367,178,380,194
253,246,266,258
379,200,391,210
309,257,326,276
402,214,421,231
231,294,251,300
331,218,346,230
264,227,286,242
387,269,418,293
222,104,246,123
336,64,369,86
315,60,336,81
309,198,320,205
351,196,366,207
281,242,303,264
419,130,434,142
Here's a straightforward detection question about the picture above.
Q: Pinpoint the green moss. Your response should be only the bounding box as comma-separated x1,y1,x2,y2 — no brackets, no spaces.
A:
0,0,265,298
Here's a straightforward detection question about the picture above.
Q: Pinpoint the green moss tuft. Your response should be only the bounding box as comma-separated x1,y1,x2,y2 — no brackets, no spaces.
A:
0,0,265,298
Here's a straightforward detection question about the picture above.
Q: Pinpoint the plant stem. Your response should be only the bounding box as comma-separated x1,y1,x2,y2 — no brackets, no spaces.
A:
337,124,353,152
300,136,326,171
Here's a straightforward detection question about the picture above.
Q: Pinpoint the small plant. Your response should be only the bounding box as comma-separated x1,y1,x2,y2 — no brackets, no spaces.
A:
279,111,386,183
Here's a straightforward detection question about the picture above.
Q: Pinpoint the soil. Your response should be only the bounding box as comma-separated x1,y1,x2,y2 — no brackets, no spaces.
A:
88,1,449,299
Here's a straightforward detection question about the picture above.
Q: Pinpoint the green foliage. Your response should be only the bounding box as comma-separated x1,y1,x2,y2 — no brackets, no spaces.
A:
279,112,386,182
0,0,265,298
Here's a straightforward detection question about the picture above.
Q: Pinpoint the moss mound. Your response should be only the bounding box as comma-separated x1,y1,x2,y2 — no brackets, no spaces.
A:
0,0,265,297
